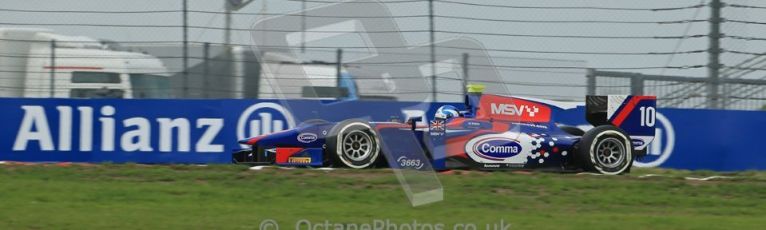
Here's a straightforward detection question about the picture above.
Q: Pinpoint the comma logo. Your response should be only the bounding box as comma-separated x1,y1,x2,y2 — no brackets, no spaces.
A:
633,112,675,168
472,137,522,160
236,102,296,142
297,133,318,143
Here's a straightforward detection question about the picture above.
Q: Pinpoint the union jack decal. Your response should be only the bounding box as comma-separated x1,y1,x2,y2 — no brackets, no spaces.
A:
430,120,445,132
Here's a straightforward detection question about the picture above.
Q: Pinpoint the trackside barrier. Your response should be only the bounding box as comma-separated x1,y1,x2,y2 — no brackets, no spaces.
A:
1,98,765,171
554,107,766,171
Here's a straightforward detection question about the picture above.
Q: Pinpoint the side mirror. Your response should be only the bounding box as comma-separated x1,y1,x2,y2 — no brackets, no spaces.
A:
407,116,422,130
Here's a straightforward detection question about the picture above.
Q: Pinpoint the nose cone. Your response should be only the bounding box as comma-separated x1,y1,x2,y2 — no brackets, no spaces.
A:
238,136,264,145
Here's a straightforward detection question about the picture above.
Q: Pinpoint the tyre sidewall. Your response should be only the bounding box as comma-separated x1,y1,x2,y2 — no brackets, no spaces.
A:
577,126,633,175
327,120,381,169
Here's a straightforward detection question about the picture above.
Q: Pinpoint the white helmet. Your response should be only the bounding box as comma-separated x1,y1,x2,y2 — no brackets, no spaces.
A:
435,105,460,120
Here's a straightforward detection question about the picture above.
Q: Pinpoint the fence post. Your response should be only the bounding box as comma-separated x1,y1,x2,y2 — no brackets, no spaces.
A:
203,42,210,99
707,0,722,109
49,40,56,98
631,74,644,95
182,0,189,98
429,0,436,102
336,48,343,89
586,68,596,96
721,77,731,109
462,53,469,96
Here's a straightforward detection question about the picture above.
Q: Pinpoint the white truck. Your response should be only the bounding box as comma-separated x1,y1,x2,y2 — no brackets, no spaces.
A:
0,28,171,99
258,52,362,100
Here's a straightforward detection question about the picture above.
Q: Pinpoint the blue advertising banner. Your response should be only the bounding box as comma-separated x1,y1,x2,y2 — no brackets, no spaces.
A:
555,107,766,171
1,98,765,171
0,98,440,164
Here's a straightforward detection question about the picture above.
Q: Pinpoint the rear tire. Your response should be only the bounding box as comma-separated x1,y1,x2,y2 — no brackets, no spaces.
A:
576,125,633,175
326,120,381,169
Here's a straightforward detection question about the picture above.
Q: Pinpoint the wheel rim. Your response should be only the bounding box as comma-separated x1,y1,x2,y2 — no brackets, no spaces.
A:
595,137,626,168
342,130,373,161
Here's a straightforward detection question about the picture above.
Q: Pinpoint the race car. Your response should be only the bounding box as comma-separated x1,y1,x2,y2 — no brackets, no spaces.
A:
233,85,656,174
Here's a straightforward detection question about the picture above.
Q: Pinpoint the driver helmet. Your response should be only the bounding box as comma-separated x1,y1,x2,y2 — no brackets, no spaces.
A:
435,105,460,120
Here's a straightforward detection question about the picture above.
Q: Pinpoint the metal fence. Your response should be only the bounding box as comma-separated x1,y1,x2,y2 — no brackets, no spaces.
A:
587,69,766,110
4,0,766,109
0,34,589,102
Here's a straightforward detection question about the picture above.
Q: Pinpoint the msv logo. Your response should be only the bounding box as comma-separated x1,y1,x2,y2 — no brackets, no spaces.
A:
479,95,551,123
236,102,296,142
470,137,522,160
490,103,539,117
634,112,675,168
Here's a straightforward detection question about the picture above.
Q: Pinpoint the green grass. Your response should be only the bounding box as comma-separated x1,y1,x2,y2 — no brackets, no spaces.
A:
1,164,765,230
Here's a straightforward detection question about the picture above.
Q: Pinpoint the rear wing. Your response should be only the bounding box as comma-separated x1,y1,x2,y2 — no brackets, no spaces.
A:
586,95,656,150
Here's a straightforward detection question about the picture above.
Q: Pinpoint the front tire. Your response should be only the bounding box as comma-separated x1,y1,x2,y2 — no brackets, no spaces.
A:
576,125,633,175
326,120,381,169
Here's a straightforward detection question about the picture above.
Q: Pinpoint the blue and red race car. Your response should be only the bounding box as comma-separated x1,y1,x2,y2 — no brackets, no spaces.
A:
234,85,656,174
